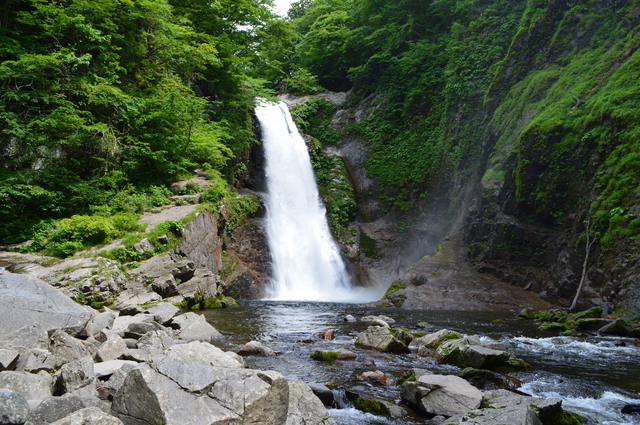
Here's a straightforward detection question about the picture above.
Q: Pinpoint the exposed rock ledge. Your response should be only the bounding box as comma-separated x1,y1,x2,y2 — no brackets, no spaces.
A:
377,233,552,311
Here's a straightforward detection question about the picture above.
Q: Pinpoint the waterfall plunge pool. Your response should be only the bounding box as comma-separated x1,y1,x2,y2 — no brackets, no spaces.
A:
203,301,640,425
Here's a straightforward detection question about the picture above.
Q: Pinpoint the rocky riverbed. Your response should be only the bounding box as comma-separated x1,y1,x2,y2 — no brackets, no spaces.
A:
4,268,639,425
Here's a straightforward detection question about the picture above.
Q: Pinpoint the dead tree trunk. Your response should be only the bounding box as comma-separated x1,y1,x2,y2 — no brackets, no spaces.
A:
569,219,599,311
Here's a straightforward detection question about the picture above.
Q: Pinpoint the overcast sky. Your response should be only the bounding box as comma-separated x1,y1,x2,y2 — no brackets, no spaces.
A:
272,0,295,16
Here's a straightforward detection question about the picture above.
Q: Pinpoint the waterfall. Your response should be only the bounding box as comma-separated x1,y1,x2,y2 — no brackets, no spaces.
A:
255,100,374,302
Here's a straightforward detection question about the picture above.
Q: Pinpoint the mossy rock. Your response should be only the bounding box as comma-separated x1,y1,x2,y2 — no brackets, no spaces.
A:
575,318,611,331
540,322,569,332
310,351,339,361
569,306,603,320
538,407,582,425
353,397,390,417
397,370,417,386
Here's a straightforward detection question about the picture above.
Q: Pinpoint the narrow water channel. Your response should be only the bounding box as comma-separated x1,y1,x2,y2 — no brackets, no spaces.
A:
203,301,640,425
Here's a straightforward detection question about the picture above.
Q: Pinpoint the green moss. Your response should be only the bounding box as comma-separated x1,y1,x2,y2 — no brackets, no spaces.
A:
425,332,461,349
540,322,569,332
383,280,406,298
569,306,603,320
310,351,338,361
539,408,581,425
359,231,379,258
397,370,417,386
353,397,390,417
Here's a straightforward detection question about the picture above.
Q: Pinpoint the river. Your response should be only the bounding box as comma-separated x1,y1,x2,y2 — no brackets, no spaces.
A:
203,301,640,425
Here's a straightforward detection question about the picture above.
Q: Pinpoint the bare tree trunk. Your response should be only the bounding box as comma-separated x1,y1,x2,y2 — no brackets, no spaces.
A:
569,219,599,311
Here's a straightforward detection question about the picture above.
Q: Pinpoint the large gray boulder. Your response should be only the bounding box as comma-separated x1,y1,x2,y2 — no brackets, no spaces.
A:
433,335,528,370
0,350,20,371
441,405,542,425
0,371,52,408
0,272,92,337
50,330,95,362
170,312,222,341
53,357,96,395
0,389,29,425
95,332,127,362
27,394,86,425
50,407,123,425
286,381,337,425
111,363,289,425
401,374,483,417
355,326,411,354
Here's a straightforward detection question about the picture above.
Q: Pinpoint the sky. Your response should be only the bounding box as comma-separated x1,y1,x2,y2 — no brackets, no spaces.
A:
272,0,295,16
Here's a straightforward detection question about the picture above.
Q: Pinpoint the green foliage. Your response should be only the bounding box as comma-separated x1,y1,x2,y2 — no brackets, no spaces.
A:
383,280,406,298
21,212,143,258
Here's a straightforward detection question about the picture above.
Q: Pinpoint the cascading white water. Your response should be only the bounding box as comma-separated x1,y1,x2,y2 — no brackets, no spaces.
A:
255,100,374,302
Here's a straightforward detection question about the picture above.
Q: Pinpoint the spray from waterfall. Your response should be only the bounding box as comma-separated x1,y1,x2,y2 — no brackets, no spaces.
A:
255,100,376,302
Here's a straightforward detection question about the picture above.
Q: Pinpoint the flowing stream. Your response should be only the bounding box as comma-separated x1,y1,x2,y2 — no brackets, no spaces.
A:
255,100,376,303
205,302,640,425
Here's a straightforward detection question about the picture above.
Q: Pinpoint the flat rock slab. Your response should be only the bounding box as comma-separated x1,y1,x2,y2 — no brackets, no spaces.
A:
0,272,92,337
442,405,542,425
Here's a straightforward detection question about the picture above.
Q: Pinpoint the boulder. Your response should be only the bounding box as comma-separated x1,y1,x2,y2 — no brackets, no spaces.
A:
414,329,462,351
94,361,139,380
0,349,20,371
135,331,175,357
598,319,633,337
164,341,242,369
95,332,127,362
0,371,52,408
286,381,337,425
118,306,145,317
50,407,123,425
307,383,334,407
0,389,29,425
151,275,179,298
441,405,542,425
344,315,357,322
483,389,562,417
84,311,117,338
170,312,222,341
0,324,49,352
53,356,96,395
361,315,396,324
146,304,180,325
355,326,411,354
171,260,196,282
460,368,520,391
401,374,483,417
133,238,154,254
358,370,395,386
433,335,527,370
28,394,85,425
50,330,96,363
15,348,63,373
111,315,155,335
237,341,276,357
111,363,289,425
0,272,92,337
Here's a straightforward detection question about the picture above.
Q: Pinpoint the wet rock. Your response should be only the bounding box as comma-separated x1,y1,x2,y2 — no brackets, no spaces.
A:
0,370,53,408
361,315,396,324
28,394,85,425
0,389,29,424
433,335,527,370
310,349,356,361
0,349,20,371
571,306,603,320
50,407,123,425
460,368,520,391
414,329,462,354
353,396,391,417
622,403,640,414
237,341,276,357
576,318,612,331
359,359,376,368
441,405,542,425
307,383,334,407
344,315,357,322
517,308,535,319
598,319,633,337
401,374,483,417
357,370,395,386
355,326,411,354
0,272,92,337
286,381,337,425
321,329,336,340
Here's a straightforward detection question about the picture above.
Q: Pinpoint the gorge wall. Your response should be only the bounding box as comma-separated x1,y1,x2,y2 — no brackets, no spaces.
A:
257,0,640,315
